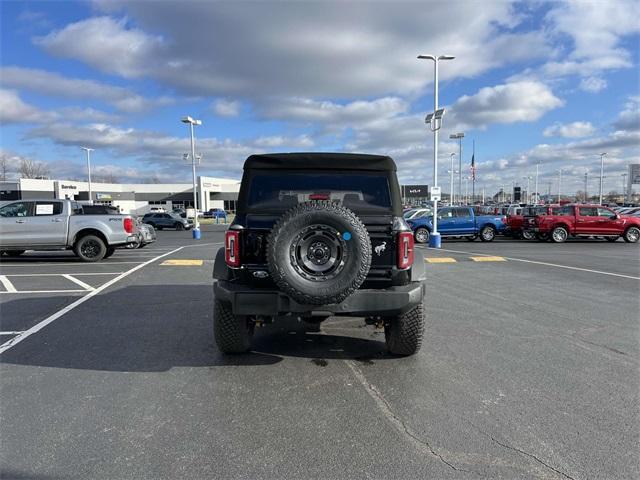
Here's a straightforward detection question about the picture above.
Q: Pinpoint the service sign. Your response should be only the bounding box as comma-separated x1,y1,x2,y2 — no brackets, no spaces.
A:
430,186,441,201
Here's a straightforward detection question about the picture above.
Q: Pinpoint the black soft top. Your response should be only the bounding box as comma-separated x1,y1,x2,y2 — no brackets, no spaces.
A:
243,152,397,171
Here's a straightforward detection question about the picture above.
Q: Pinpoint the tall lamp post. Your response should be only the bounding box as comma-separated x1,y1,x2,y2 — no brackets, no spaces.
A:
449,153,456,204
584,171,589,203
449,132,464,204
419,53,455,248
80,147,94,203
534,163,540,204
558,168,563,203
182,116,202,239
598,152,607,205
621,173,628,203
523,176,532,204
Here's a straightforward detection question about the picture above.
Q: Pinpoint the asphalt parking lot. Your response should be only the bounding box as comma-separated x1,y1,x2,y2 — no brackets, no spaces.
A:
1,228,638,479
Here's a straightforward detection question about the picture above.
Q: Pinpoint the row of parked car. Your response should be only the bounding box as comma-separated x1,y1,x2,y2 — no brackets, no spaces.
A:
403,203,640,243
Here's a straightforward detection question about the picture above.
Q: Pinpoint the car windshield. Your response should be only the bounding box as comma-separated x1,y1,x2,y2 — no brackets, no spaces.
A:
247,172,392,211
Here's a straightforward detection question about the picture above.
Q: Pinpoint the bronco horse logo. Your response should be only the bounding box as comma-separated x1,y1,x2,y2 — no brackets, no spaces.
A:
374,241,387,256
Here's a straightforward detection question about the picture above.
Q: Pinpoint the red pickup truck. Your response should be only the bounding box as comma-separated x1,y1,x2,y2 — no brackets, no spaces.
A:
534,204,640,243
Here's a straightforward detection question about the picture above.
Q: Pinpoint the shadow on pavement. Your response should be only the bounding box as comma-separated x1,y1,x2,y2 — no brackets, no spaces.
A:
0,285,396,372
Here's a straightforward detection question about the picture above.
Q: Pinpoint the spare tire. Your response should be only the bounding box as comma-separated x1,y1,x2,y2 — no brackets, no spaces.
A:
267,201,371,305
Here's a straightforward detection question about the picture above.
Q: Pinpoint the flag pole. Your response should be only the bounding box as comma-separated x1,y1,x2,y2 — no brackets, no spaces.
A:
472,140,476,205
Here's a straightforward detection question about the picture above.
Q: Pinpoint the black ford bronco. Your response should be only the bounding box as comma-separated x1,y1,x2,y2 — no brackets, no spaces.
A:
213,153,426,355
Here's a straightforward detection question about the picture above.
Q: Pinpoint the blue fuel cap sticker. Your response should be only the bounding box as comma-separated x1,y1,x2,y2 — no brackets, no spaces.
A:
342,232,352,241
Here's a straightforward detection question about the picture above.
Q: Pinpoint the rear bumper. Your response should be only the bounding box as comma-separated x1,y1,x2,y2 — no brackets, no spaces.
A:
213,280,425,317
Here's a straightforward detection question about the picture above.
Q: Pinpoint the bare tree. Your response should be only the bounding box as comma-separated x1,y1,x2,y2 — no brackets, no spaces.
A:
19,159,50,179
0,156,9,181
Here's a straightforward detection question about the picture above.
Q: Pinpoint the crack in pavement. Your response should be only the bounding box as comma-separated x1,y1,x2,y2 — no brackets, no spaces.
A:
468,422,576,480
344,360,478,476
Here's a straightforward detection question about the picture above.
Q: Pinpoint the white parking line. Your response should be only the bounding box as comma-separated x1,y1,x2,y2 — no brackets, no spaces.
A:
0,331,24,335
0,275,17,293
3,272,124,277
0,290,87,294
424,246,640,280
62,274,95,291
0,261,145,267
0,246,185,354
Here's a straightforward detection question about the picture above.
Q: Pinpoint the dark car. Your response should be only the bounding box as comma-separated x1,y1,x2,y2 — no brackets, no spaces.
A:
212,152,427,356
142,212,192,230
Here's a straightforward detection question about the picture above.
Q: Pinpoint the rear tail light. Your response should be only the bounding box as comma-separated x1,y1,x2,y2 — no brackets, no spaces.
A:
123,217,134,234
225,230,240,268
397,231,414,270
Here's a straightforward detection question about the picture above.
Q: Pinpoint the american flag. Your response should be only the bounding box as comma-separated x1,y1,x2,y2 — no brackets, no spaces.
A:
470,153,476,180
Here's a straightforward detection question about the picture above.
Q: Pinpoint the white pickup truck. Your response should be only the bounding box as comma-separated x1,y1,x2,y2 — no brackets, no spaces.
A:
0,199,138,262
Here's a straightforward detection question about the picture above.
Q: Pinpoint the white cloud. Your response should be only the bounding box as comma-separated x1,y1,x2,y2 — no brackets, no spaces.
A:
37,3,550,98
1,66,171,113
450,81,563,128
613,96,640,132
212,99,240,117
543,121,595,138
24,122,318,177
35,17,163,78
0,89,52,124
259,96,408,128
579,77,607,93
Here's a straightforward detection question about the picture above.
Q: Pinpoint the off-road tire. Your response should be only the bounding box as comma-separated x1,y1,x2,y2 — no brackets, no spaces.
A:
4,250,26,257
551,226,568,243
73,235,107,262
266,201,371,305
213,299,254,353
522,230,536,241
480,225,496,242
103,247,116,259
414,227,430,244
384,302,425,356
623,226,640,243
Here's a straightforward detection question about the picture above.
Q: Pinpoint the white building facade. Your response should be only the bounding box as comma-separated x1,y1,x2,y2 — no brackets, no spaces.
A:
0,176,240,215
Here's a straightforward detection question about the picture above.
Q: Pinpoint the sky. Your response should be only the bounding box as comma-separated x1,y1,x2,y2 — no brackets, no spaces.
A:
1,0,639,198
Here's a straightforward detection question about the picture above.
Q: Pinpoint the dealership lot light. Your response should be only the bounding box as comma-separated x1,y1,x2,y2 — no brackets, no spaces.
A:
419,54,455,248
182,116,202,238
80,147,94,204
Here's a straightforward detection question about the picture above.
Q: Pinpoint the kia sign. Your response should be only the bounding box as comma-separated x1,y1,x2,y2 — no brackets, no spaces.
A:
403,185,429,198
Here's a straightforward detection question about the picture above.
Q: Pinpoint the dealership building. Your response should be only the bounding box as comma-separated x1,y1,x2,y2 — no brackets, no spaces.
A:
0,176,240,215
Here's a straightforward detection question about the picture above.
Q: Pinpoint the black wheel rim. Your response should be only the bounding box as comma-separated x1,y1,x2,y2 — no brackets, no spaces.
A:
289,224,347,282
81,239,101,258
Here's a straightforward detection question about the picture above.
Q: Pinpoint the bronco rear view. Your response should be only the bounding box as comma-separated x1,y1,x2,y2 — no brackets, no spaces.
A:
212,153,427,355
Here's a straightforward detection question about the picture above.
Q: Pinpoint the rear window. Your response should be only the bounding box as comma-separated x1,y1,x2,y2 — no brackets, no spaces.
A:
247,172,391,211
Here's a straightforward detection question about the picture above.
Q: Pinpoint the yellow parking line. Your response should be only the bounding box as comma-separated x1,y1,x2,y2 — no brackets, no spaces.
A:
160,259,204,266
470,256,506,262
425,257,457,263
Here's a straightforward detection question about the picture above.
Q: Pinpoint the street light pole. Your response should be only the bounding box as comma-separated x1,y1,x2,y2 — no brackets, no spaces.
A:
449,132,464,205
621,173,628,203
523,176,531,204
584,171,588,203
81,147,94,203
598,152,607,205
534,162,540,205
449,153,456,204
558,168,562,203
182,116,202,239
419,54,455,248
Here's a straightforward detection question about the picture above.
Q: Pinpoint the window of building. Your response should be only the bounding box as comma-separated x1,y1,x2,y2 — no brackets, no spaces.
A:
223,200,237,213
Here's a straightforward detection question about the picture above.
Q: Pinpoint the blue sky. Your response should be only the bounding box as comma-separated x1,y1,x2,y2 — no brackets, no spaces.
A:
1,0,638,197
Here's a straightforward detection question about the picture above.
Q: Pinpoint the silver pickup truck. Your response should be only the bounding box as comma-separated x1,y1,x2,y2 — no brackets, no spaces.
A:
0,199,137,262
